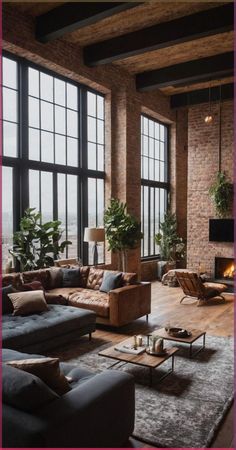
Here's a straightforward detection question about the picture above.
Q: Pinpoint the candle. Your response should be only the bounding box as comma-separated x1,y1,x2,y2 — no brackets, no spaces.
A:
137,335,143,346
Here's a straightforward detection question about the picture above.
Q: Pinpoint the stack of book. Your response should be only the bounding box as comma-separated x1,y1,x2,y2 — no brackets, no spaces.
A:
114,344,146,355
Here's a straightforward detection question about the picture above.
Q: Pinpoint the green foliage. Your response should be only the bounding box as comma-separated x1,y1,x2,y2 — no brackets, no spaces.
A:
154,211,185,261
9,208,72,271
104,199,143,253
209,172,233,218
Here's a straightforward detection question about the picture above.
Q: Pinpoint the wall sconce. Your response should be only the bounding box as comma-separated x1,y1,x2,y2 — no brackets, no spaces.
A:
84,227,105,266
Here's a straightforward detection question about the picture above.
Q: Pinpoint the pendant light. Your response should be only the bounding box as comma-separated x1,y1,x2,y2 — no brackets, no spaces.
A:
204,86,213,124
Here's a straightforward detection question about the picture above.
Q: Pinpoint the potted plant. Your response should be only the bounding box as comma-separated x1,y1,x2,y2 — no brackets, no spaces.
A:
154,211,185,278
209,171,233,218
104,198,143,272
9,208,72,271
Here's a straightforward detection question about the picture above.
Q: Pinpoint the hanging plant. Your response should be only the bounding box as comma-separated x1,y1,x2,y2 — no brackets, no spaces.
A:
209,172,233,218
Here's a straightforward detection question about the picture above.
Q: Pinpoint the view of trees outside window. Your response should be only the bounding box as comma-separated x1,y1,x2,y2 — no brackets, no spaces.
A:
141,115,169,258
1,54,105,270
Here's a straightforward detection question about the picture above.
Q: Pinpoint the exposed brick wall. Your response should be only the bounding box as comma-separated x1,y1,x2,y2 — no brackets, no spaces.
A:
3,3,176,277
187,100,233,276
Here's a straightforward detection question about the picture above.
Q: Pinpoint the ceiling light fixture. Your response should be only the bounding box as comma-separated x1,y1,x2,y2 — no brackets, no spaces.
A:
204,86,213,124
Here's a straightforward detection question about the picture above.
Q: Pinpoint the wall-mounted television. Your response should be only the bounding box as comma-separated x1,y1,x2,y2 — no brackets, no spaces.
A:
209,219,234,243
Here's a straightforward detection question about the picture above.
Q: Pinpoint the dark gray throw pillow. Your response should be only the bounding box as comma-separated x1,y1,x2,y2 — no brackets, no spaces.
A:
2,285,16,315
100,271,122,293
62,268,80,287
2,364,59,412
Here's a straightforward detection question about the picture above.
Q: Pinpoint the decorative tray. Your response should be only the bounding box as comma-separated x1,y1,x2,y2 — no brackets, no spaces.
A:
146,348,168,356
165,327,192,338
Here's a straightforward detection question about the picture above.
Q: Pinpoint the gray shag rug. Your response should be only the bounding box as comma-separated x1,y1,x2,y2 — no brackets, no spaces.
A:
48,334,234,448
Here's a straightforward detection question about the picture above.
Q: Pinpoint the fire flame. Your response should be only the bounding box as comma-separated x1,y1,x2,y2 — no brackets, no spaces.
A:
223,263,235,279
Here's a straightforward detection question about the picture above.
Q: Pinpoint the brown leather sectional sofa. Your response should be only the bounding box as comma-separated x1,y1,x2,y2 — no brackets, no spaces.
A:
3,267,151,327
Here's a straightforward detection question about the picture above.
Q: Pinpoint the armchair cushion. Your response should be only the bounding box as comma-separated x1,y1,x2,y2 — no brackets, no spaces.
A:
3,364,59,412
6,357,71,396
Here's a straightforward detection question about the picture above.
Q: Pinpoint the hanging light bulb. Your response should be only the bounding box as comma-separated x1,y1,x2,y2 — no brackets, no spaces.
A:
204,86,213,124
204,115,213,124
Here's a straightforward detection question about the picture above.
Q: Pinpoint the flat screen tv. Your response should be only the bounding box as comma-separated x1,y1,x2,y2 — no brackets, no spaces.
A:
209,219,234,243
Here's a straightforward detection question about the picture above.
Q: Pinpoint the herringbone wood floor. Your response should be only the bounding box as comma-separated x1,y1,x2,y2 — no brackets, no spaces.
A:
93,282,234,448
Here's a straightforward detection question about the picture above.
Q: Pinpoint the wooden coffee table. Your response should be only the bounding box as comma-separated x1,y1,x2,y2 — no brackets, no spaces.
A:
153,328,206,358
99,337,179,386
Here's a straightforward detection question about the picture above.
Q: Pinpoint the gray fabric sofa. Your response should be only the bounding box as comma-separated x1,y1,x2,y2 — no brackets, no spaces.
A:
2,348,135,448
2,304,96,353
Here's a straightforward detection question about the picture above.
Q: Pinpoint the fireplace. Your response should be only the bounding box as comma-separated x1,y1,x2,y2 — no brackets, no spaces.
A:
215,257,234,287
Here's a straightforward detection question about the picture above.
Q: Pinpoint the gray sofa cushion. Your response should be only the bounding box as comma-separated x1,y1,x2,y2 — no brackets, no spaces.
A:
2,305,96,350
100,271,122,293
3,364,59,412
62,268,80,287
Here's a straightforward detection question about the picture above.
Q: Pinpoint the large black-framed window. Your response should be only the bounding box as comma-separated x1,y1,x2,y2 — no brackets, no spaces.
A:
1,52,105,269
141,114,169,258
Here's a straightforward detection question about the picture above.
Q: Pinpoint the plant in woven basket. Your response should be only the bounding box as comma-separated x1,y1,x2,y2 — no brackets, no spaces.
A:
209,171,233,218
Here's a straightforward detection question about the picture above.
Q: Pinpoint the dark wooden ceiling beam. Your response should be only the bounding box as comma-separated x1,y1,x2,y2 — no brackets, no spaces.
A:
36,2,140,43
136,52,234,92
170,83,234,108
84,3,233,66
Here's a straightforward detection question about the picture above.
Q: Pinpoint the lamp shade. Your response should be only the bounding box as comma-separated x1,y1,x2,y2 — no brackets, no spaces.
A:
84,227,105,243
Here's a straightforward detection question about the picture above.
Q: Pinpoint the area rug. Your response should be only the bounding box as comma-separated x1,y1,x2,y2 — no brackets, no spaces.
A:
48,334,234,448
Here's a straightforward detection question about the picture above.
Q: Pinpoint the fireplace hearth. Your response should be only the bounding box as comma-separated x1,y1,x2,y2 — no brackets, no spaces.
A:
215,257,234,289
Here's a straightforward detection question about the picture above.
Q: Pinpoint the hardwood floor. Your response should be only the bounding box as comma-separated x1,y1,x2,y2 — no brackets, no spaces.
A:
93,282,234,448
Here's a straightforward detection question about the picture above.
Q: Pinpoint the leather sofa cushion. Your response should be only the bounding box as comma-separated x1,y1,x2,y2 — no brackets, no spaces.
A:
47,287,81,298
86,268,104,290
2,273,22,289
69,289,109,318
48,267,63,289
22,269,51,290
121,272,137,286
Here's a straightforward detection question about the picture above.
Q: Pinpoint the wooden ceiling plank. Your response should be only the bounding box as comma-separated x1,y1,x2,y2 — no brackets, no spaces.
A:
84,3,233,66
36,2,141,43
136,52,234,92
170,83,234,108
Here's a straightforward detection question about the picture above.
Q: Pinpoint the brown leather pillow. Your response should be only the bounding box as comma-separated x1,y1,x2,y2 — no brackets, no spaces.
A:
21,281,44,291
6,357,71,396
44,293,68,305
8,290,48,316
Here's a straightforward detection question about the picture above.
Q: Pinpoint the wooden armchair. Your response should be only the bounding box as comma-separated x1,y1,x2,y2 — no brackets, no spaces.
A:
175,271,226,306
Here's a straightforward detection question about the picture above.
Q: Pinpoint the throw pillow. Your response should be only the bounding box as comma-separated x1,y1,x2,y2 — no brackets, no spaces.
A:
7,290,48,316
100,271,122,293
2,285,16,315
44,293,68,305
3,364,59,412
62,268,80,287
6,357,71,396
21,281,44,291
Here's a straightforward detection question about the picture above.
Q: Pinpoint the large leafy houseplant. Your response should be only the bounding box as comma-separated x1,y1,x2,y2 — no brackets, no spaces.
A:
154,212,185,263
209,171,233,218
104,199,143,271
9,208,71,271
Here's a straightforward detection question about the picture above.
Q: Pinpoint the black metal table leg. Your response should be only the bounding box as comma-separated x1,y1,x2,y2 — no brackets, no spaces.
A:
189,333,206,358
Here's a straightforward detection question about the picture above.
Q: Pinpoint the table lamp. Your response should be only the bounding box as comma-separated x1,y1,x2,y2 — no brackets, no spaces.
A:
84,227,105,266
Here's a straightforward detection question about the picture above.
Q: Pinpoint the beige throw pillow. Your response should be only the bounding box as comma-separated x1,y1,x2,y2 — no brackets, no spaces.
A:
8,290,48,316
6,357,71,396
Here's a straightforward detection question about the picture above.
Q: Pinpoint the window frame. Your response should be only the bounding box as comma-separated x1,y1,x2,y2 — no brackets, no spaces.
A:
141,113,170,260
2,50,105,265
